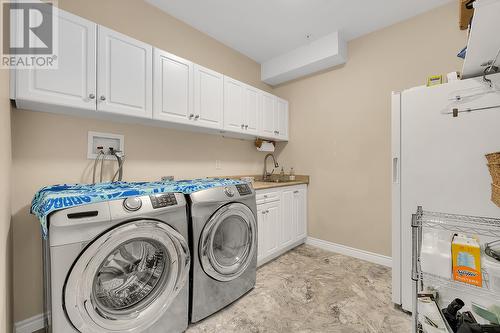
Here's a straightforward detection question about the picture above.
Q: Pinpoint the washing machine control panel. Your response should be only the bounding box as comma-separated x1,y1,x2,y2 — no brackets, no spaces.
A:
235,184,252,196
149,193,178,209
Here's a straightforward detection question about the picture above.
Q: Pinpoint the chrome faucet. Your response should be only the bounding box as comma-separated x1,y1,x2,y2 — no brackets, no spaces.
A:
262,153,279,181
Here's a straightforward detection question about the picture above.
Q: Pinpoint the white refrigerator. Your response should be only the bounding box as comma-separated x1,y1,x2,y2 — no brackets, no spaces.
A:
391,73,500,312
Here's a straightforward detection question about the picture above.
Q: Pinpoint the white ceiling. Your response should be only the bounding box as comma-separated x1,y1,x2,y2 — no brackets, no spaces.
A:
146,0,453,63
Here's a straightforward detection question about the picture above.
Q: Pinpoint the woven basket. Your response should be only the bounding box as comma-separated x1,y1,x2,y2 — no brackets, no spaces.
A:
487,163,500,185
493,183,500,208
486,152,500,164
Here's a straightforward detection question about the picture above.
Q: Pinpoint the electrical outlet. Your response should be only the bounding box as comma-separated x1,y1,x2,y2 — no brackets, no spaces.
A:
88,131,124,160
215,160,222,170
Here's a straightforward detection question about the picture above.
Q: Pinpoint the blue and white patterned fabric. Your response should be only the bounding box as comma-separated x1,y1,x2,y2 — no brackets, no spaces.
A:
31,178,246,239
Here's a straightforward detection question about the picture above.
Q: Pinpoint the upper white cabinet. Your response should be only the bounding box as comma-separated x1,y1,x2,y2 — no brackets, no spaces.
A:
276,98,289,140
261,92,277,138
223,76,262,135
260,93,289,141
11,8,289,141
223,76,245,132
153,49,194,124
98,27,153,118
15,10,97,110
243,85,260,135
194,65,223,129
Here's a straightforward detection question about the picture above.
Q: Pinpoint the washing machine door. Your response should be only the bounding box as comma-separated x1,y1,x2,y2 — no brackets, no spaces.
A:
64,220,190,333
199,202,257,282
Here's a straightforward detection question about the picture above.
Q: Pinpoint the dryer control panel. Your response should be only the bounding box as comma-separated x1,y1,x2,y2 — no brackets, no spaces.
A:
236,184,252,196
150,193,178,209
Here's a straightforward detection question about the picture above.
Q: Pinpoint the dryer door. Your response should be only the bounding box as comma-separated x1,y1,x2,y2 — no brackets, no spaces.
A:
199,203,257,282
64,220,190,333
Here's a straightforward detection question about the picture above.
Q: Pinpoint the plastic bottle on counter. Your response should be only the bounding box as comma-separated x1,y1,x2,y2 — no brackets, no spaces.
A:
289,167,296,181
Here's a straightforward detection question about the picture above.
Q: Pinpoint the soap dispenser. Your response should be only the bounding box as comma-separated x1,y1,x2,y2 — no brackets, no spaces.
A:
289,167,296,181
279,167,285,181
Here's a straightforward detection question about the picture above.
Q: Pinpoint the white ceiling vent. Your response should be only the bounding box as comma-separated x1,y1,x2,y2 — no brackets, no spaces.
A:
261,31,347,86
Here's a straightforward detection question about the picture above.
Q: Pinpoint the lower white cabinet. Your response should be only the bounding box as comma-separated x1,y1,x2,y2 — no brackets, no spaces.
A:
257,200,281,262
256,184,307,267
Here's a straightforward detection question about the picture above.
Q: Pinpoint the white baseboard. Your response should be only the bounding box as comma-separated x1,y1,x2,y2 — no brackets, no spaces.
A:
257,237,306,267
306,237,392,268
14,313,45,333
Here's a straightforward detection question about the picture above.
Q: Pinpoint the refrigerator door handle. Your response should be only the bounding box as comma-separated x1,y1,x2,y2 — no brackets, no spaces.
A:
392,157,400,184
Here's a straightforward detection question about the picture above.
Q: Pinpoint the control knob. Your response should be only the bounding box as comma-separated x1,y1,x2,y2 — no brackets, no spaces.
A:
224,187,235,197
123,197,142,211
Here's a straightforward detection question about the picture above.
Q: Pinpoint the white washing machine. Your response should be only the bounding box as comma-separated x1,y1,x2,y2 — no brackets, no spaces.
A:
188,184,257,323
43,193,190,333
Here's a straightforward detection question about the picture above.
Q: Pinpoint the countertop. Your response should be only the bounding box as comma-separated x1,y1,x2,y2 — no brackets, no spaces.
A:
225,175,309,191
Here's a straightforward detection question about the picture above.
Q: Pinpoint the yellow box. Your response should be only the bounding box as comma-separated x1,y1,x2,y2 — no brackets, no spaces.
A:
427,75,443,87
451,234,482,287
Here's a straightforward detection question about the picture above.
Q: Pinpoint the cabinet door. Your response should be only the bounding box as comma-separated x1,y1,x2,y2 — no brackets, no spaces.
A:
294,187,308,240
276,98,289,140
223,76,245,132
243,85,260,135
265,201,281,256
153,49,193,124
16,10,97,110
98,26,152,118
261,92,276,138
194,65,223,129
281,189,295,249
257,205,266,264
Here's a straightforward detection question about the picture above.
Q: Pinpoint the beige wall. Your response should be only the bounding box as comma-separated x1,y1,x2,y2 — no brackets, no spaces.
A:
1,69,12,329
10,0,273,323
274,2,466,256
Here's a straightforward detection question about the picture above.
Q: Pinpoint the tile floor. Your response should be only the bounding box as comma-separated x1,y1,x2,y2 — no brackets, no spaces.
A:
187,245,411,333
35,245,411,333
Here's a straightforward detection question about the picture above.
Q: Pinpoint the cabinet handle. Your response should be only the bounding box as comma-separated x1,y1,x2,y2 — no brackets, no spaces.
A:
100,96,106,101
195,115,200,119
189,114,194,119
266,210,269,213
294,190,299,194
245,125,248,129
277,130,280,134
241,124,245,129
263,195,268,198
88,94,95,100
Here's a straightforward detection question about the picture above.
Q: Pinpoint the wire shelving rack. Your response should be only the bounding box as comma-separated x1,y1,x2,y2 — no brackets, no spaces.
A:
412,207,500,333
